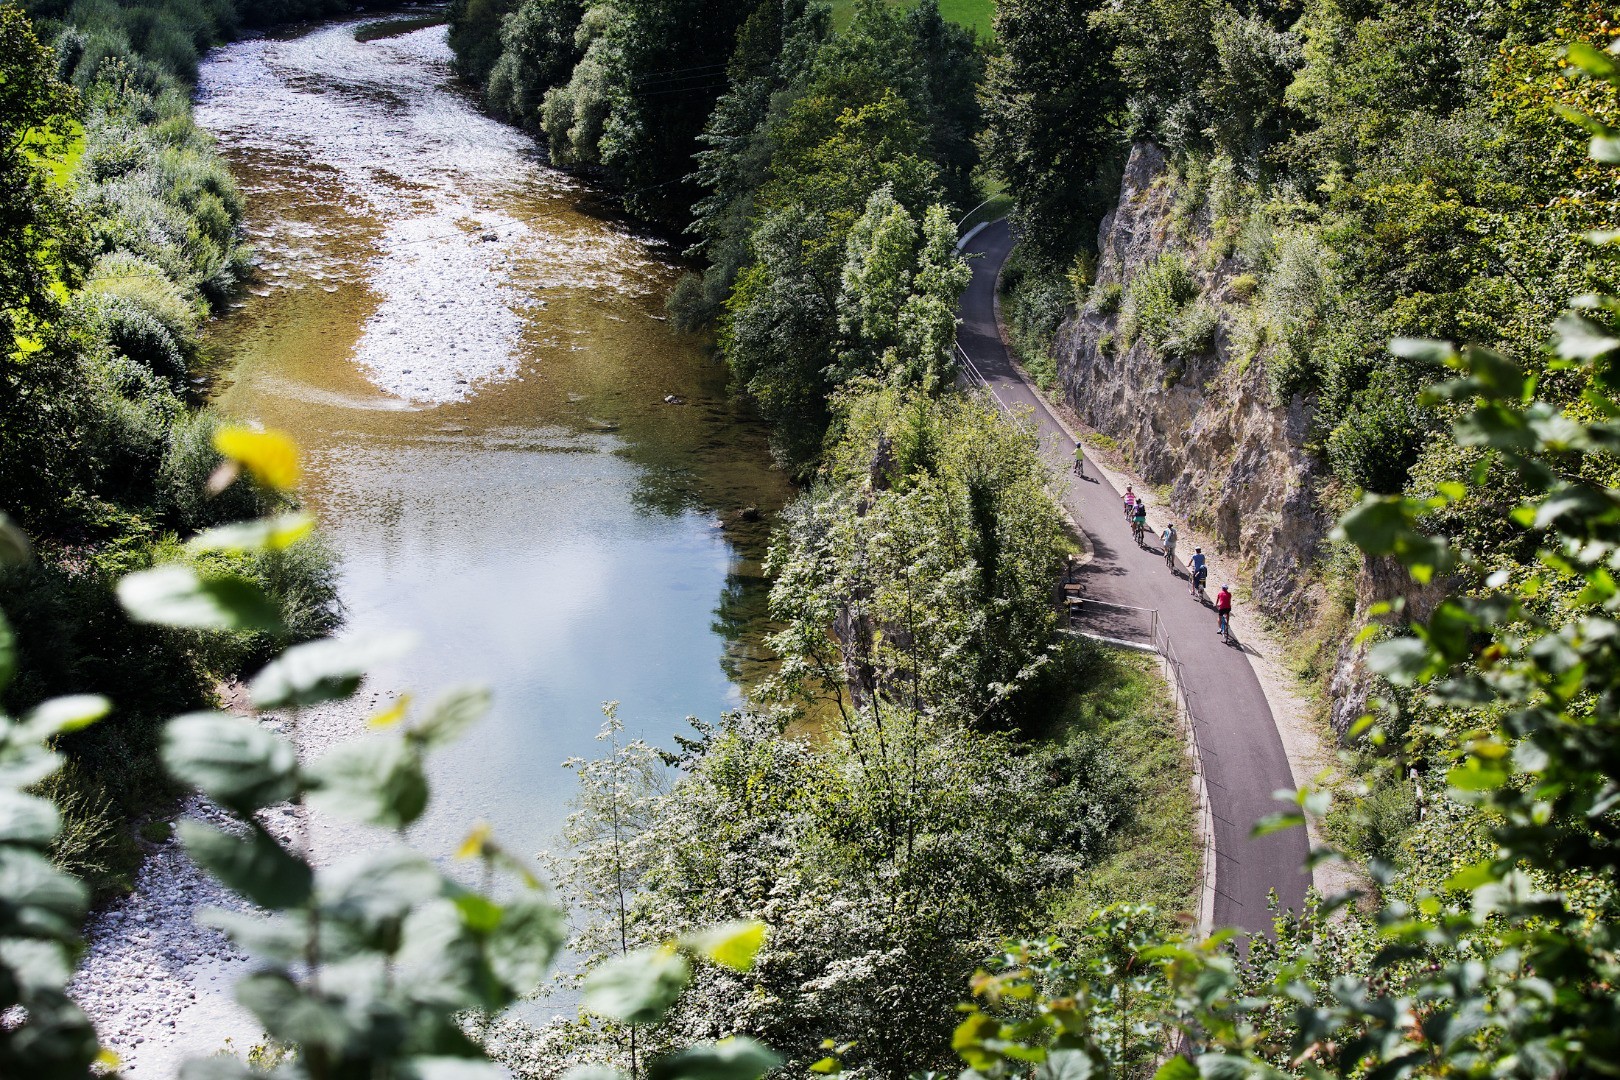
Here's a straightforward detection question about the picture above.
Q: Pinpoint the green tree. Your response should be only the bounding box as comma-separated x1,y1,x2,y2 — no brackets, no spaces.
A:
904,0,982,210
835,193,970,391
0,7,90,530
893,204,972,391
509,388,1120,1073
979,0,1121,264
834,185,919,378
720,80,940,470
766,387,1066,727
481,0,587,127
1096,0,1300,167
447,0,522,87
537,0,755,222
671,0,829,329
546,706,669,1075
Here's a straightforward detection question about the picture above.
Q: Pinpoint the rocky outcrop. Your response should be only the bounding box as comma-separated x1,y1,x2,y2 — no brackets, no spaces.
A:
1053,141,1328,627
1326,556,1454,736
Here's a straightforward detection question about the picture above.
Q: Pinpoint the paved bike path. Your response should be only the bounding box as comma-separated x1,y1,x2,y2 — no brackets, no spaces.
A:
957,219,1309,936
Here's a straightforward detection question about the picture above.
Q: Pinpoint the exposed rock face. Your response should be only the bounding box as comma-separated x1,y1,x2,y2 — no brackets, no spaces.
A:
1327,557,1453,737
1053,141,1328,628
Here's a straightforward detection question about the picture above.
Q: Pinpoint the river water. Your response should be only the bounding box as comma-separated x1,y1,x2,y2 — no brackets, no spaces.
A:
69,15,790,1074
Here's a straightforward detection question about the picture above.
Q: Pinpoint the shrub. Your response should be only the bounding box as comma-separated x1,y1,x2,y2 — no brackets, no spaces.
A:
1234,199,1279,271
1228,272,1258,300
84,251,201,337
1001,246,1071,389
1119,252,1200,357
1091,280,1122,315
157,410,271,531
34,764,139,899
1066,250,1096,307
1168,157,1208,237
1229,307,1268,373
244,535,343,644
81,360,185,507
83,293,188,380
1324,761,1420,866
1325,377,1434,494
1256,229,1335,365
1165,298,1219,359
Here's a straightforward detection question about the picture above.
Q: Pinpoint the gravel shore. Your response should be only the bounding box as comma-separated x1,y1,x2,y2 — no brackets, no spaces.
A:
67,799,264,1077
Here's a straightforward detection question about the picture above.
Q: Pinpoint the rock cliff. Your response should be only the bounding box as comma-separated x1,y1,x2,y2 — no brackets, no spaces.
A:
1048,142,1452,738
1053,142,1328,626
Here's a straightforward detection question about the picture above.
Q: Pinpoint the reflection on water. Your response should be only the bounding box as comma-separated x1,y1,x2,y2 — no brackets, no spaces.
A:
198,16,791,863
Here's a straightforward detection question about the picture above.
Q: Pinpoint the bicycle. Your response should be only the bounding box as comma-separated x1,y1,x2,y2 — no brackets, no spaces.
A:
1131,518,1145,547
1191,567,1207,600
1164,546,1178,573
1217,609,1231,643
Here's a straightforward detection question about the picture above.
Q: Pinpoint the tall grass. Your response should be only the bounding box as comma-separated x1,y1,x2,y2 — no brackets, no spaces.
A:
1037,639,1199,930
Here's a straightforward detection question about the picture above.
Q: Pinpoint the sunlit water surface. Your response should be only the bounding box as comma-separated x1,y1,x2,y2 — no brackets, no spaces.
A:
66,18,791,1072
199,16,790,862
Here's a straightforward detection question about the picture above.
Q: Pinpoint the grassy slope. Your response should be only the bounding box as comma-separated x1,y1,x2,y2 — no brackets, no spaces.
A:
830,0,995,37
1048,639,1200,926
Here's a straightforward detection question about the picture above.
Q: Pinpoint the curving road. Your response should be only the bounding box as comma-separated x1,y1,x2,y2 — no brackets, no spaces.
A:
957,219,1309,937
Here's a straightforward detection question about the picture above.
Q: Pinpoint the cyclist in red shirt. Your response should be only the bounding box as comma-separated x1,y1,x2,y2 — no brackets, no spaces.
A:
1215,584,1233,640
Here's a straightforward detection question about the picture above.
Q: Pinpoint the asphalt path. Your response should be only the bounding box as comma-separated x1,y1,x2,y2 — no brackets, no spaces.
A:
957,219,1310,936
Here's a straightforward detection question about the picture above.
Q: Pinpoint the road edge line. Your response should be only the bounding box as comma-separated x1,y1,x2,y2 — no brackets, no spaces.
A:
971,220,1219,939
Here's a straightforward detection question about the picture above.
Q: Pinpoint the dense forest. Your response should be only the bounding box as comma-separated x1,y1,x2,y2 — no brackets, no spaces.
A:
441,0,1620,1074
451,0,984,467
2,0,1620,1075
979,0,1620,890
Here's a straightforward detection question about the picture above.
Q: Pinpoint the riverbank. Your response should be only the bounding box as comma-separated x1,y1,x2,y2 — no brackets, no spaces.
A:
1,0,351,911
65,14,794,1072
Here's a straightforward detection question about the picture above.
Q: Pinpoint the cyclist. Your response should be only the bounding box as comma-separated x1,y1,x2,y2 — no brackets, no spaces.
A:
1215,584,1233,640
1131,499,1148,546
1073,444,1086,478
1160,522,1178,571
1188,546,1207,597
1121,485,1136,519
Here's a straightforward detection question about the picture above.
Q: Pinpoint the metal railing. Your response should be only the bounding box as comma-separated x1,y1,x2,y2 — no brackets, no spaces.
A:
956,194,1015,238
1148,606,1218,938
1064,596,1218,938
955,343,1023,425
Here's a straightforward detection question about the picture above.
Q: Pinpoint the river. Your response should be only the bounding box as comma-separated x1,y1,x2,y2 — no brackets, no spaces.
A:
68,14,791,1074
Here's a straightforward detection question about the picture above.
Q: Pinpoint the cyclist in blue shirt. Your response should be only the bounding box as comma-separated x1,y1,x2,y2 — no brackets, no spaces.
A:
1189,547,1208,597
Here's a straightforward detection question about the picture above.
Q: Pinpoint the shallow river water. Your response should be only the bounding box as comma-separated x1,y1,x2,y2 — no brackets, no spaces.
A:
201,11,790,863
69,15,790,1073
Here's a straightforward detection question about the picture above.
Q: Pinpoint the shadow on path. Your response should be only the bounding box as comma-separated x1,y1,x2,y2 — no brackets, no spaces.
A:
957,220,1310,937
